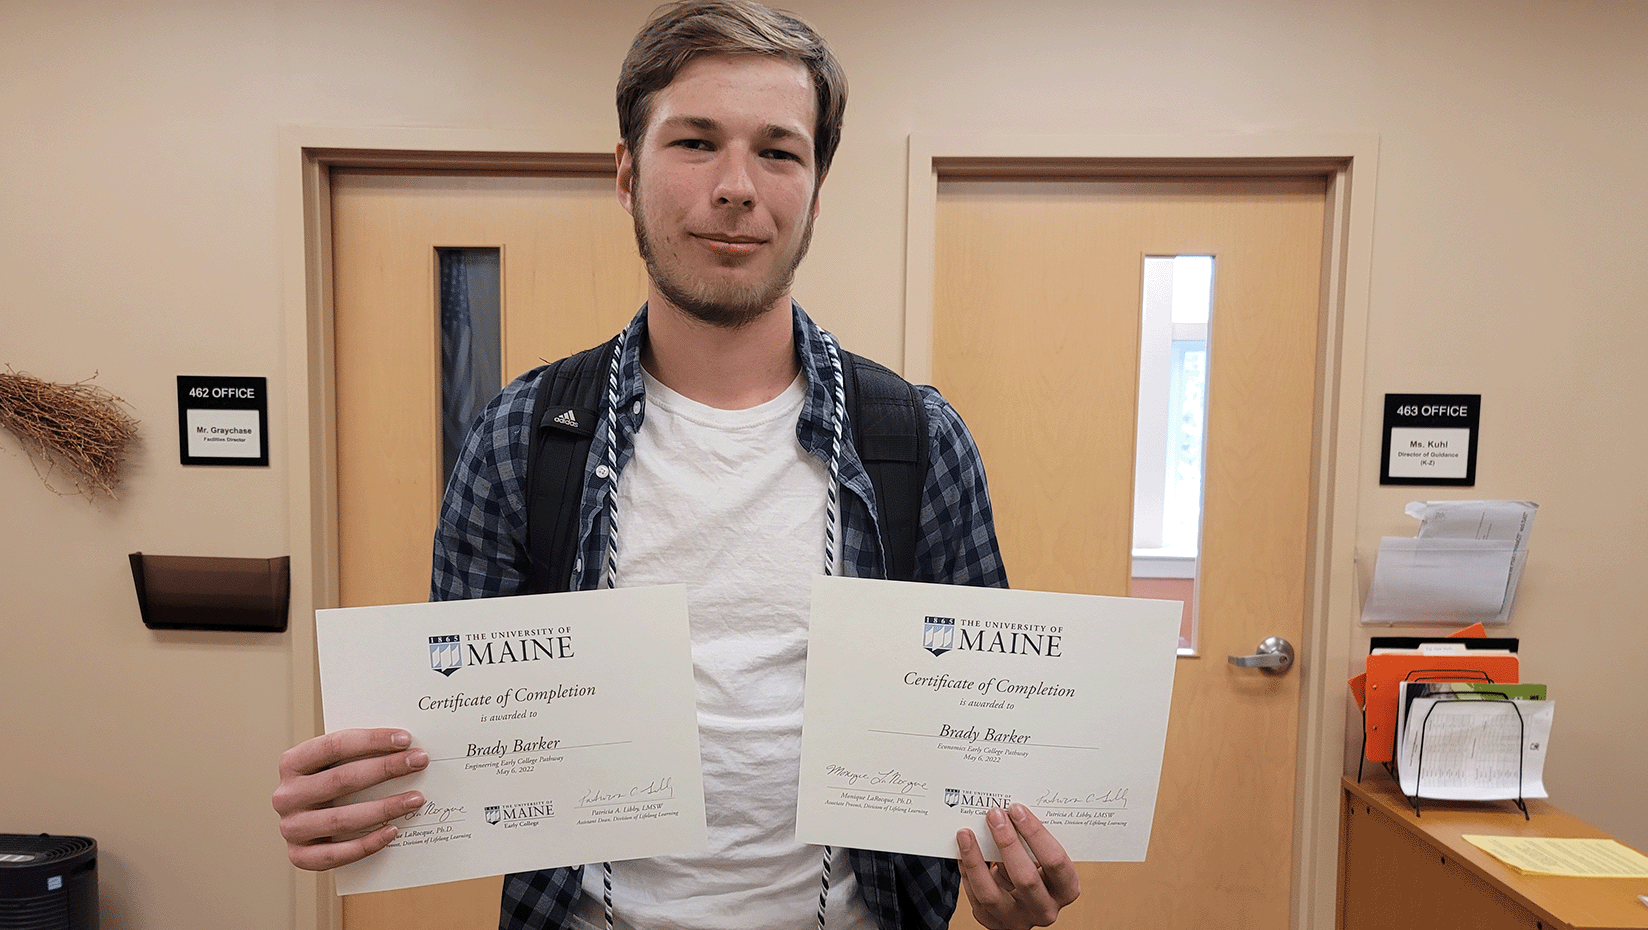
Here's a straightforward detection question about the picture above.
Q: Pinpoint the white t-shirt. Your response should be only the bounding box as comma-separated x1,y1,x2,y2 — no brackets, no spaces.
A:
570,369,873,930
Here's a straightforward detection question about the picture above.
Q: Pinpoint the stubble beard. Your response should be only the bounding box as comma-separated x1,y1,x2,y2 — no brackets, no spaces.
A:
631,176,816,331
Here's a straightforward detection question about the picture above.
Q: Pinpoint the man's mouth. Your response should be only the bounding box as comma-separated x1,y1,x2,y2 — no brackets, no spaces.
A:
693,233,766,255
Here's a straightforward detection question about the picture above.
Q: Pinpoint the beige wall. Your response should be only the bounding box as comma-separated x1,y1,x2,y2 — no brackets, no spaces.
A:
2,2,1644,928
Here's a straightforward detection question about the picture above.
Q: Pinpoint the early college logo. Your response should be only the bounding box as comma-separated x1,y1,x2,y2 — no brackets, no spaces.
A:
484,801,555,828
429,634,462,677
944,787,1013,814
923,616,956,656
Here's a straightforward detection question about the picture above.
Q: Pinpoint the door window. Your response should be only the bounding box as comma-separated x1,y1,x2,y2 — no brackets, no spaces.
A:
1130,255,1212,652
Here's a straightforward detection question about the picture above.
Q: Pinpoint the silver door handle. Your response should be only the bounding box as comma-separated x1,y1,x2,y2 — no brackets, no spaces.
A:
1228,636,1294,673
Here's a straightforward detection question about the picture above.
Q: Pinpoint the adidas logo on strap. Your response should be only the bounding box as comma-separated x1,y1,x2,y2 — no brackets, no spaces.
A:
553,409,581,428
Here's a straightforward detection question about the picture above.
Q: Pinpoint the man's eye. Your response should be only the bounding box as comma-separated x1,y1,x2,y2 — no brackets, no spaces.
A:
674,139,712,150
763,149,801,161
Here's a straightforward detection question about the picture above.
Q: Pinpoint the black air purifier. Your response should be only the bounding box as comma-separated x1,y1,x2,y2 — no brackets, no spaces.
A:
0,835,96,930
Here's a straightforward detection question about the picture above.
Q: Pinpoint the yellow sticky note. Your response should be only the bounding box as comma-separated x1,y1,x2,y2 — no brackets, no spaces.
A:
1462,835,1648,878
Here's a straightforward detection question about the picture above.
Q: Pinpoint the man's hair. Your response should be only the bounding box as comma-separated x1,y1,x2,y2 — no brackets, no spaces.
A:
617,0,848,179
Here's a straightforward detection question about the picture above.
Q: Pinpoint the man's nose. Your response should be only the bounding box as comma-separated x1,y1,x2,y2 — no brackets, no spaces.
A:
712,152,756,207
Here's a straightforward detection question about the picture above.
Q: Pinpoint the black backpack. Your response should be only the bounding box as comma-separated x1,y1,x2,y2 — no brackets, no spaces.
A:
522,335,929,593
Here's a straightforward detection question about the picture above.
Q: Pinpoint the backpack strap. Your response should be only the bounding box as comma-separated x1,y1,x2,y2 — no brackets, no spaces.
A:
524,335,622,594
839,350,929,582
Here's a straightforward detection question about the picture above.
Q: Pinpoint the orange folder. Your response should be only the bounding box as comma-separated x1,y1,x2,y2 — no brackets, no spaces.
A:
1347,623,1487,713
1363,650,1519,762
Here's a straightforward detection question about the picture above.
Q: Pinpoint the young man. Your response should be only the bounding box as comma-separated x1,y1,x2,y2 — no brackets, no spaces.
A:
272,3,1080,928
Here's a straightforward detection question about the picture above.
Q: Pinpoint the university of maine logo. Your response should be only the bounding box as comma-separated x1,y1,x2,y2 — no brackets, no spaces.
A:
923,616,956,656
945,788,1013,813
485,801,555,826
429,634,462,677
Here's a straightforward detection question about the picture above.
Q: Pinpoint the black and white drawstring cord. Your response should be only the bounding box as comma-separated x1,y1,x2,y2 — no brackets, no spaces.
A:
814,331,848,930
593,330,626,930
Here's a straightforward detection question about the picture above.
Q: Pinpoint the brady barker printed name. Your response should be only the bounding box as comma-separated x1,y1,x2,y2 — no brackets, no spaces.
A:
467,736,564,757
936,724,1032,744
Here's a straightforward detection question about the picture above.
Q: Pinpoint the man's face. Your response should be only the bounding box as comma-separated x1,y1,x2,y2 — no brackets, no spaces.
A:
618,53,821,329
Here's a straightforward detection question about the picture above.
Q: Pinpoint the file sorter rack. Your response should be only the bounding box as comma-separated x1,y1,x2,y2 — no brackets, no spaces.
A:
1404,691,1529,820
1358,671,1532,820
1357,669,1493,783
1359,638,1521,766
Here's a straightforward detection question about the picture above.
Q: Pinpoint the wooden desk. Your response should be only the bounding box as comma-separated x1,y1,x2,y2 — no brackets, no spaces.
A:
1338,775,1648,929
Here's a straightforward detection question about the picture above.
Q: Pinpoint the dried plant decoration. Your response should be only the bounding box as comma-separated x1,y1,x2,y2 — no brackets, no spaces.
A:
0,368,139,499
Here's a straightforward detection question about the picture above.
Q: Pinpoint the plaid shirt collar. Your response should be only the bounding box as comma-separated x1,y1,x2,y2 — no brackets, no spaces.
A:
604,299,876,507
574,300,879,588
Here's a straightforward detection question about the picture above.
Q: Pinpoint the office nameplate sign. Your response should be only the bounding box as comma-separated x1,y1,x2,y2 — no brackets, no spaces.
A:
177,375,268,466
1381,393,1480,485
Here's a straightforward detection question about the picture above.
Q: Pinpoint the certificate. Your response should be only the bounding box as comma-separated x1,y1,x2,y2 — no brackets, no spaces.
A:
317,586,706,894
796,576,1179,862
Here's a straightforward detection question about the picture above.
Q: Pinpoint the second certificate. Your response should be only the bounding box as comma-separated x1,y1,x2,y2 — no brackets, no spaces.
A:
796,576,1180,862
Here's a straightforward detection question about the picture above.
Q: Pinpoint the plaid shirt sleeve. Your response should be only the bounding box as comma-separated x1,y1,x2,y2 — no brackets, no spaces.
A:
833,389,1009,595
913,385,1009,590
430,368,542,602
845,384,1008,930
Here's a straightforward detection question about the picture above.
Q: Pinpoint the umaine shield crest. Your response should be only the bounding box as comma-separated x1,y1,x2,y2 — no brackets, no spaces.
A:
429,634,462,676
923,616,956,656
944,788,960,808
485,806,501,825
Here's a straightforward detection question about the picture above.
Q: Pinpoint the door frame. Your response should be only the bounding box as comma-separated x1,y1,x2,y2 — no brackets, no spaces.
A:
904,132,1379,930
278,126,621,930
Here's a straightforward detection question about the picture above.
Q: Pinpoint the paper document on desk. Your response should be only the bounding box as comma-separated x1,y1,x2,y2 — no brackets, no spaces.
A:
1395,683,1552,800
1362,500,1537,625
1461,835,1648,878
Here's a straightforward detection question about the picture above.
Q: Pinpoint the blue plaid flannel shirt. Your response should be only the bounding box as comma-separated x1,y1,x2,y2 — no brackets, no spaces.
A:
432,302,1008,930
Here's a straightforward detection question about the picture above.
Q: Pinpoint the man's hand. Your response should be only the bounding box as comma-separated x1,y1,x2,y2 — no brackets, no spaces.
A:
272,728,430,871
956,804,1081,929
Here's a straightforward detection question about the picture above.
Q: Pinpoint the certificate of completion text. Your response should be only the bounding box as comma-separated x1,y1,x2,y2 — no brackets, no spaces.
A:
797,577,1179,862
317,586,706,894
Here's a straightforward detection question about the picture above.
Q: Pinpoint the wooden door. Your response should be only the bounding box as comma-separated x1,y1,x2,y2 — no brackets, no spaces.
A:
330,167,646,929
934,177,1325,929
